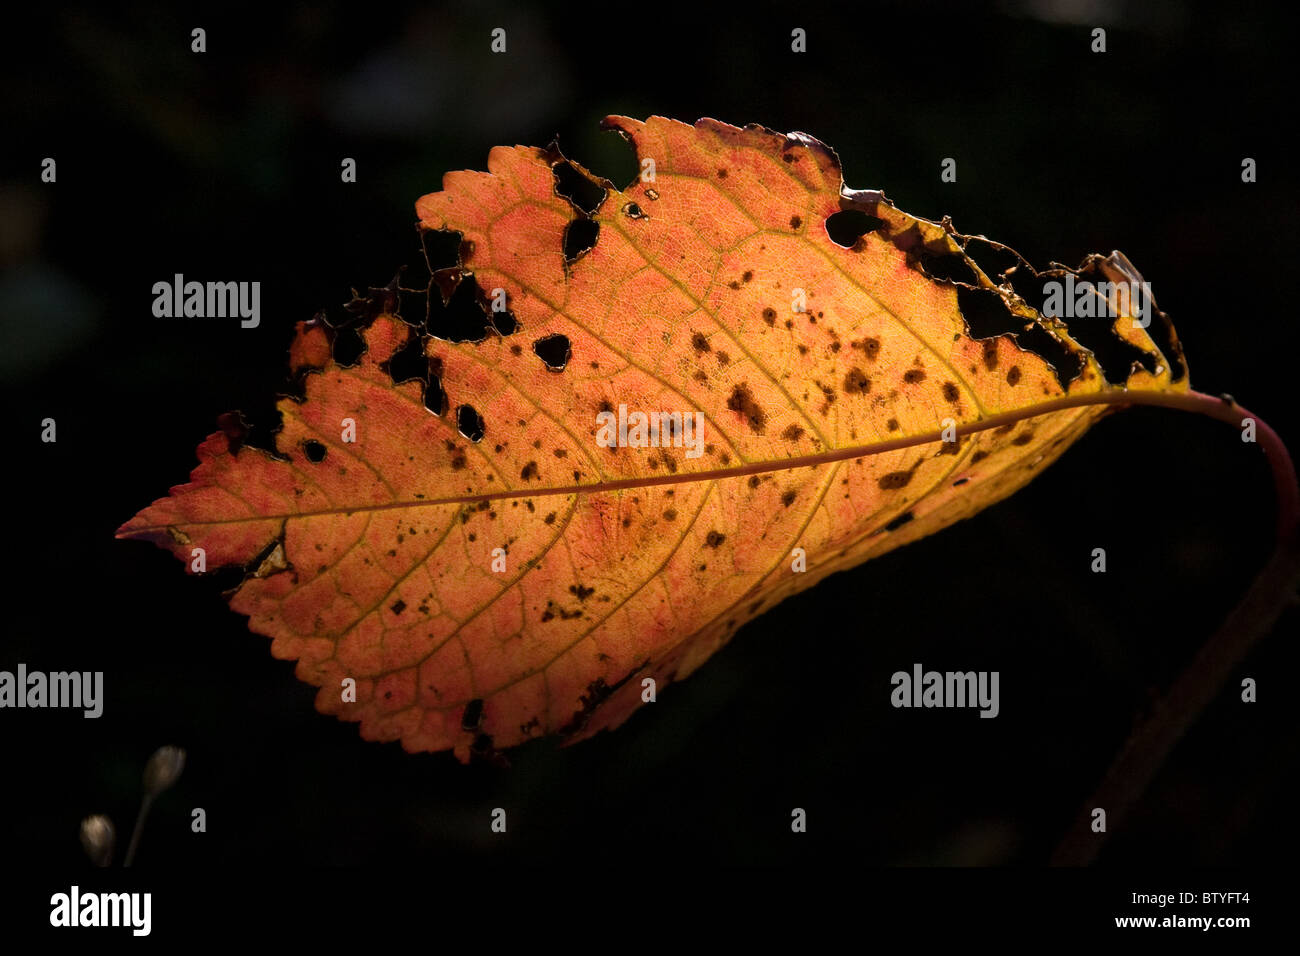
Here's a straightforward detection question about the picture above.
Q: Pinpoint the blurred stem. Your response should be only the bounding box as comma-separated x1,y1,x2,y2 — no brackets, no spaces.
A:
1049,389,1299,865
123,793,155,868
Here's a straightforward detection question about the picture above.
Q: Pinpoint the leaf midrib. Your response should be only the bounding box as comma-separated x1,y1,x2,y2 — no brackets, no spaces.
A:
120,394,1118,533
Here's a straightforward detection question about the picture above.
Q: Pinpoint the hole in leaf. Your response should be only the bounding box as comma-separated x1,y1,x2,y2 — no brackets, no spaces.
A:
883,511,914,531
825,210,885,248
424,373,446,416
1002,265,1047,307
953,285,1020,340
1015,324,1084,389
457,404,485,442
1054,313,1155,384
596,116,649,188
461,698,483,731
563,218,599,264
918,251,977,284
342,271,407,324
429,274,493,343
383,335,429,386
1144,305,1186,383
381,334,445,416
332,326,365,366
532,334,571,371
1052,261,1159,384
302,440,327,463
955,285,1081,390
428,267,467,307
420,228,464,272
489,310,518,335
962,237,1022,285
222,401,286,456
553,161,606,215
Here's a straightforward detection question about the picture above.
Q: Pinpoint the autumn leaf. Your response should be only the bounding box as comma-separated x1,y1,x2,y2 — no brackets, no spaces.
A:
119,115,1189,761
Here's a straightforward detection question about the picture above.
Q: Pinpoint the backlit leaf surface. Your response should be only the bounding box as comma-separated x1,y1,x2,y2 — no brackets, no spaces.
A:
119,116,1187,759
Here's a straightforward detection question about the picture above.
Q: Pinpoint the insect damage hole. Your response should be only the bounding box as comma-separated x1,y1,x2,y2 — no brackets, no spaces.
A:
825,209,885,248
532,334,571,372
1046,261,1160,385
955,285,1082,390
489,309,518,335
428,272,495,344
563,219,600,264
331,325,365,366
918,251,978,284
420,227,464,272
383,335,429,387
456,405,486,443
553,161,607,215
883,511,914,531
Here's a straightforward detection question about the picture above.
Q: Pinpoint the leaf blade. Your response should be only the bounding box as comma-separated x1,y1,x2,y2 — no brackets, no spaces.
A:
120,116,1188,758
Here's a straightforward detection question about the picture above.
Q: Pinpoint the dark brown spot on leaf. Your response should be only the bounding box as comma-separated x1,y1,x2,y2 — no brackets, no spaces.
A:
852,337,881,360
878,471,913,490
883,511,914,532
726,383,767,433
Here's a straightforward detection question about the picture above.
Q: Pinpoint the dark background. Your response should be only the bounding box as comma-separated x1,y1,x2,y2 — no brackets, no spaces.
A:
2,0,1295,871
